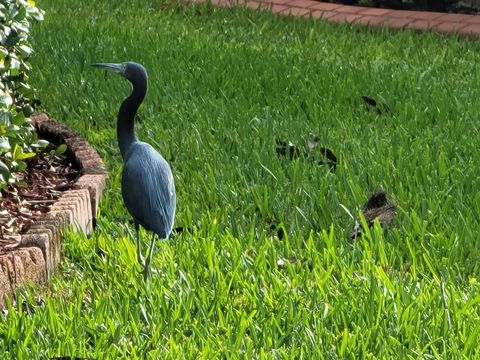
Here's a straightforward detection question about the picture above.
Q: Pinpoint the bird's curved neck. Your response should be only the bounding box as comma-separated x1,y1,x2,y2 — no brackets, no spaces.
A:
117,81,147,158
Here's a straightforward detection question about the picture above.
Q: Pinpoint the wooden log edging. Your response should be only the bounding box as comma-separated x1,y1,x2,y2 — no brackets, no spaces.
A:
0,113,107,307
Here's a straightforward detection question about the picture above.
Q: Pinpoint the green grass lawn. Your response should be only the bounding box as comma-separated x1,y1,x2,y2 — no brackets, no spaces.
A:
2,0,480,358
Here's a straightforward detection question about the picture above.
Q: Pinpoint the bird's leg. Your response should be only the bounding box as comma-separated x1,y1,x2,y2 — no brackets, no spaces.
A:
135,222,145,268
142,233,158,280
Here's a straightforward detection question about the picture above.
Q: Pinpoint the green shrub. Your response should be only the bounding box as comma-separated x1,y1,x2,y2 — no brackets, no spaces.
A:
0,0,45,190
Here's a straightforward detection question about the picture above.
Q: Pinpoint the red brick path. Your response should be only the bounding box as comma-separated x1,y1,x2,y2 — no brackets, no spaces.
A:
204,0,480,37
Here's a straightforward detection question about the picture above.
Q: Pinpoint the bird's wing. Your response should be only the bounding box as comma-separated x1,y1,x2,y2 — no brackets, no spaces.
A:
122,143,176,238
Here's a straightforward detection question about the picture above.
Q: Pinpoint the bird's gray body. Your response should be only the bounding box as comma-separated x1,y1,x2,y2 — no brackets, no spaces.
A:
122,141,176,239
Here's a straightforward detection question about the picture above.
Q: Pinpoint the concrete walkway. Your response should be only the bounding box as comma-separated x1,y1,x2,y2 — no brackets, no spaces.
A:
205,0,480,37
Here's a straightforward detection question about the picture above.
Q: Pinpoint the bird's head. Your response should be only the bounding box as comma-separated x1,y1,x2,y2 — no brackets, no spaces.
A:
91,61,148,87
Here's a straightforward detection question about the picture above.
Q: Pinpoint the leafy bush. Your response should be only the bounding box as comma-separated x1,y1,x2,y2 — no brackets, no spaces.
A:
0,0,45,190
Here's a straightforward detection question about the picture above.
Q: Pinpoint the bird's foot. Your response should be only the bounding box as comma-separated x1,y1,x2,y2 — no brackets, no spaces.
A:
140,265,164,280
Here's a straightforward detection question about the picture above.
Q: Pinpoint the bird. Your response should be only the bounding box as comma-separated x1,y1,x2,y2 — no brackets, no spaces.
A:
350,191,396,239
92,62,176,279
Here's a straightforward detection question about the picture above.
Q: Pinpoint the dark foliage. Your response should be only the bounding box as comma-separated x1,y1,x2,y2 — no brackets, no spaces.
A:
327,0,479,13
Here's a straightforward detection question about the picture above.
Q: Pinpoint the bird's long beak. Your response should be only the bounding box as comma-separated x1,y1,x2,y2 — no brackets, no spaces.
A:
91,63,125,75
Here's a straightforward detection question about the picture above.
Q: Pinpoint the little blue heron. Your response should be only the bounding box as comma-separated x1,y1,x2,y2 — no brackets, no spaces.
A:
92,61,176,279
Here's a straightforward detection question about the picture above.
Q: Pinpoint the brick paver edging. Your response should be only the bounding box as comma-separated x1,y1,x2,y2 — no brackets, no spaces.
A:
0,113,106,307
204,0,480,37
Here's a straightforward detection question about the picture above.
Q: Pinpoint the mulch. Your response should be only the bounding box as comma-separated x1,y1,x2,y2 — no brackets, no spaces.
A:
0,153,79,248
